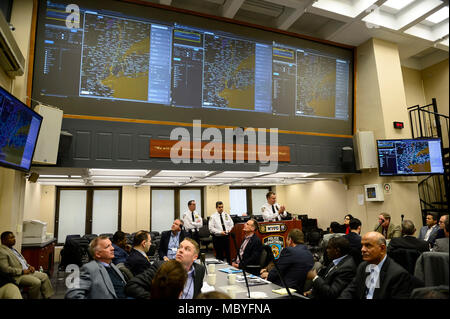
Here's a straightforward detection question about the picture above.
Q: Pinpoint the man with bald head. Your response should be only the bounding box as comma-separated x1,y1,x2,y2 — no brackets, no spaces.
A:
339,232,413,299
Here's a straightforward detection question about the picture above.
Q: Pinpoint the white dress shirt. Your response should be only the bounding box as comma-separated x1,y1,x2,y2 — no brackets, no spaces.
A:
208,212,234,236
365,255,387,299
182,210,203,231
260,202,287,222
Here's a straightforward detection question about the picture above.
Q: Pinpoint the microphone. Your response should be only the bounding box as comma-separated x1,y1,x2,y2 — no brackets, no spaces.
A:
263,245,294,299
375,219,384,232
401,214,404,222
230,232,251,298
200,252,207,274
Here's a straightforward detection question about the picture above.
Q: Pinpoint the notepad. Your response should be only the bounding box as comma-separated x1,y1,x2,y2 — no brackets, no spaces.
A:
218,267,243,274
272,288,297,295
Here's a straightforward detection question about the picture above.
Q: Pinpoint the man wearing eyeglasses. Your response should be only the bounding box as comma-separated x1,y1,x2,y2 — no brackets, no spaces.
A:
373,213,401,240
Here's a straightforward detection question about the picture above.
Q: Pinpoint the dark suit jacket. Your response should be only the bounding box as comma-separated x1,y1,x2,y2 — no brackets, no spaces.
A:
344,232,362,265
125,248,152,276
312,254,356,299
388,236,429,253
267,244,314,293
238,234,262,272
418,225,439,245
158,230,186,260
338,256,412,299
124,260,205,299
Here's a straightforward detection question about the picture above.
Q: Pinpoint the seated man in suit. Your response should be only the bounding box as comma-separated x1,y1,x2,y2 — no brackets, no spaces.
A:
339,232,413,299
433,216,449,253
374,213,401,240
231,219,263,275
112,231,131,265
125,230,152,276
418,212,440,246
261,229,314,293
344,218,362,265
65,235,127,299
158,219,186,261
388,220,430,253
125,238,205,299
0,231,54,299
305,236,356,299
434,214,449,241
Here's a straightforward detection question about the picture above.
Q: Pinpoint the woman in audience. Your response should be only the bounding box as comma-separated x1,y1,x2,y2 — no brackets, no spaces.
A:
150,259,187,299
343,214,353,234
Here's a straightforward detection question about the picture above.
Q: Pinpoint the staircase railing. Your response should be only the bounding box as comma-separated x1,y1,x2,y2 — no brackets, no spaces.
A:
408,98,449,223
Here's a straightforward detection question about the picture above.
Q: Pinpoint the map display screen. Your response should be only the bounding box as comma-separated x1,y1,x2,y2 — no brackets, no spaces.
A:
377,138,444,176
32,0,353,134
0,86,43,172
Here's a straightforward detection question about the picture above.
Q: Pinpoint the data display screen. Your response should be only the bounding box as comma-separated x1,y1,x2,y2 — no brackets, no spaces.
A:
0,86,43,172
32,0,354,134
377,138,444,176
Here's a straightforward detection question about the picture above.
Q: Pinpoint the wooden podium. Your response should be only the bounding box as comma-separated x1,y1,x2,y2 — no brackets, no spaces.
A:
229,219,302,261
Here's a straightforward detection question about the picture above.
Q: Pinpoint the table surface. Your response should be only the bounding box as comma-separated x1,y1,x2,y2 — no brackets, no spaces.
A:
203,261,308,299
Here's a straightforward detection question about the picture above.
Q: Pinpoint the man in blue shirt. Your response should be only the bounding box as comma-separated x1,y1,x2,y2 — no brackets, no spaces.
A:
112,231,130,265
158,219,186,261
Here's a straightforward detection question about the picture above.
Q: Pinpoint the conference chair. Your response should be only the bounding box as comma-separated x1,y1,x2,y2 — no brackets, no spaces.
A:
198,220,213,253
116,263,134,282
246,244,271,275
415,251,449,287
388,247,421,275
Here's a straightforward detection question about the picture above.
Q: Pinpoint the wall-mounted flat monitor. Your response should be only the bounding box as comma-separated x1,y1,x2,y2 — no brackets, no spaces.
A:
377,138,444,176
0,85,43,172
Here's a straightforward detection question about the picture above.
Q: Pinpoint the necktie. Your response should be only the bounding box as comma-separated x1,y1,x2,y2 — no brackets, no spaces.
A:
191,211,195,222
272,205,276,214
219,213,226,232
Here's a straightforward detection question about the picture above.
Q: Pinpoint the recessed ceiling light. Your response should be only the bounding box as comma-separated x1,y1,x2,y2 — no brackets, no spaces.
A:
425,6,449,23
39,175,69,178
383,0,415,11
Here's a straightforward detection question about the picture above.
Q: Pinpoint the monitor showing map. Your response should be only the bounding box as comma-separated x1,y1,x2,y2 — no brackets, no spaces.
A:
31,0,353,135
377,138,444,176
0,86,43,172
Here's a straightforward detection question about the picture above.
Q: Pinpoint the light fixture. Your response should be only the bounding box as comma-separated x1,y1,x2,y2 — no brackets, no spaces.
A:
425,6,449,23
383,0,415,11
39,175,69,178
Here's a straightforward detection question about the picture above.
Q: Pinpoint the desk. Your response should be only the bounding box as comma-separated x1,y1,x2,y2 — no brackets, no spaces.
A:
204,262,307,299
21,238,56,276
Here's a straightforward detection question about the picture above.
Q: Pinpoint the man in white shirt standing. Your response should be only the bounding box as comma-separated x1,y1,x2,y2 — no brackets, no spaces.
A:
209,201,234,264
182,200,203,244
261,191,288,222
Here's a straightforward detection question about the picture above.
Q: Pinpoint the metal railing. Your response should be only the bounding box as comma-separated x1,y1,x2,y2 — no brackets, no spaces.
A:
408,98,449,222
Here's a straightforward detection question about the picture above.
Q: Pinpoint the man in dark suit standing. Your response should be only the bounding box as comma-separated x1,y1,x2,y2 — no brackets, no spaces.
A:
125,230,152,276
339,232,413,299
231,219,262,275
344,218,362,265
158,219,186,261
305,236,356,299
261,229,314,293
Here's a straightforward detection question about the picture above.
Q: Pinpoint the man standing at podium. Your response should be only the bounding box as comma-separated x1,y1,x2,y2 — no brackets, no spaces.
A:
261,191,288,222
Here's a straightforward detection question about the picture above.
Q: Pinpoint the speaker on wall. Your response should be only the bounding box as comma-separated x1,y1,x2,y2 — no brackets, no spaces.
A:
32,104,63,165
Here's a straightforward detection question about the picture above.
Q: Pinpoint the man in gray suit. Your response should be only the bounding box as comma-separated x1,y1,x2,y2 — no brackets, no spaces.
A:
65,235,127,299
418,212,439,245
433,216,449,253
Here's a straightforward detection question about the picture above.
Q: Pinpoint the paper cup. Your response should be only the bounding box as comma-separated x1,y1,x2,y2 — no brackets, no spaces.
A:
227,273,236,285
207,273,216,286
226,286,236,299
207,264,215,273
